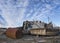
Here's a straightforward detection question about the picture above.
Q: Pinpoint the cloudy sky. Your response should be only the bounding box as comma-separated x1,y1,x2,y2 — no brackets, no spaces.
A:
0,0,60,27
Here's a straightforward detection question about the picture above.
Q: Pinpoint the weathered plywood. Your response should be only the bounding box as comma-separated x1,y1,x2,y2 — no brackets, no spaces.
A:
46,32,57,35
30,29,46,35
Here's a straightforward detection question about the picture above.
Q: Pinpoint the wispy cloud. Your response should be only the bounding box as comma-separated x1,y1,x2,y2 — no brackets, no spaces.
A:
0,0,60,27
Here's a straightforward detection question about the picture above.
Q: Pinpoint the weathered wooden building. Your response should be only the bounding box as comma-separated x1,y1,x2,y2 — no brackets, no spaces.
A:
29,28,59,35
23,21,60,35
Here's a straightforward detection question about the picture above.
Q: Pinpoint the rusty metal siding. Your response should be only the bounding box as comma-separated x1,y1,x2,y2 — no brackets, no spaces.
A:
6,28,23,39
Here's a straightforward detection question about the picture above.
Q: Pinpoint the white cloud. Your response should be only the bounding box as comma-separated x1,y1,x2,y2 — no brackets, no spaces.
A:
0,0,60,27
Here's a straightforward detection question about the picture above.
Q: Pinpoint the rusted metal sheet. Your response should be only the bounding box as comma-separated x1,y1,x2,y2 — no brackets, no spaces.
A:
6,28,23,39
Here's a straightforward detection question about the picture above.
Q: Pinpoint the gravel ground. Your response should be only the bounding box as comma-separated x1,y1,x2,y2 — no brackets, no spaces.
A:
0,34,60,43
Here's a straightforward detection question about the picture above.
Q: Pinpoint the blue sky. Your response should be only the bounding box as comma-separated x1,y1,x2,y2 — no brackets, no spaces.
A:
0,0,60,27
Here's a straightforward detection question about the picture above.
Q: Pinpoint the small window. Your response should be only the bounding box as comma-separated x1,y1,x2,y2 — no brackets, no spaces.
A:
40,21,41,23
